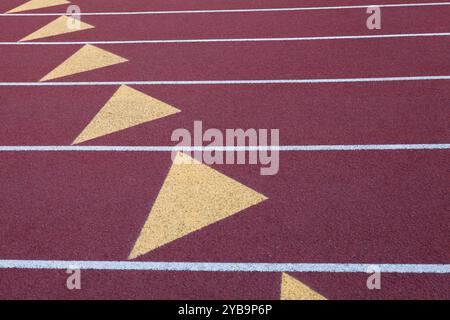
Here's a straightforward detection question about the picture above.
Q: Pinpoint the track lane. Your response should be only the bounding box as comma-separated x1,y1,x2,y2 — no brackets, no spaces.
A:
2,6,450,42
3,0,450,15
0,82,449,146
1,37,450,82
0,268,449,299
0,0,334,14
0,151,448,264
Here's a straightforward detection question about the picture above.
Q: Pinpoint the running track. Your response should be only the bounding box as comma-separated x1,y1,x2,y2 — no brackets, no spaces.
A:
0,0,449,300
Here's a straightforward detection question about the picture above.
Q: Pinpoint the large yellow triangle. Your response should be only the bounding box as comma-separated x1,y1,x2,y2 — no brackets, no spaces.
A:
280,273,327,300
40,44,128,81
72,85,181,144
20,15,94,42
128,152,268,259
6,0,70,13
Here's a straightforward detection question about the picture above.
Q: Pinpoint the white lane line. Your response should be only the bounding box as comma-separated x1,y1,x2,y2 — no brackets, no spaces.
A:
2,2,450,16
0,260,448,273
3,32,450,45
0,144,449,152
2,76,450,86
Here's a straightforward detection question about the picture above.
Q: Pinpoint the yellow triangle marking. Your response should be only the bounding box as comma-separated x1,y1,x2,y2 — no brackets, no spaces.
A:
72,85,181,144
20,16,94,42
40,44,128,81
6,0,70,13
280,273,327,300
128,152,268,259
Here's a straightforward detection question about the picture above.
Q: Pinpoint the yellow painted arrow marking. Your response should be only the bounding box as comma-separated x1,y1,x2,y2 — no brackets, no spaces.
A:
40,44,128,81
73,85,181,144
6,0,70,13
280,273,327,300
129,152,268,259
20,15,94,42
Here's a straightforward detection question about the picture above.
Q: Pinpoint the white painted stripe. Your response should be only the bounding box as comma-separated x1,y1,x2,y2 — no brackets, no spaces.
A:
2,76,450,86
2,2,450,16
0,260,448,273
3,32,450,45
0,144,449,152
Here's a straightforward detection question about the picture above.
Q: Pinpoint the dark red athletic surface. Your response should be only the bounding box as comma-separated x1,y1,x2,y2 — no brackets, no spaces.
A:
2,38,450,82
0,0,446,13
0,0,449,300
0,270,449,300
2,6,450,41
0,150,449,263
1,82,449,146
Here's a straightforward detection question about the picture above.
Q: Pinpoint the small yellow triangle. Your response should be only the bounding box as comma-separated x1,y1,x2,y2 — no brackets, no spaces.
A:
128,152,268,259
6,0,70,13
72,85,181,144
20,15,94,42
40,44,128,81
280,273,327,300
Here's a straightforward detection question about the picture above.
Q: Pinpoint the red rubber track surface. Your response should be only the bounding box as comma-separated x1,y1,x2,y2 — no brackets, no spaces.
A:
0,0,449,299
